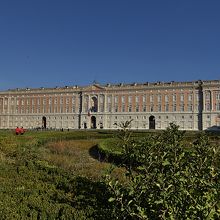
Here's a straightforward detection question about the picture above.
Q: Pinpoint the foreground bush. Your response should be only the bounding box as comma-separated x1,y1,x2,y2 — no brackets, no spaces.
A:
105,123,220,219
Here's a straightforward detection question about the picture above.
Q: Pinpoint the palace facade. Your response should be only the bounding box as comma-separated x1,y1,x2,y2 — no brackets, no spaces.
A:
0,80,220,130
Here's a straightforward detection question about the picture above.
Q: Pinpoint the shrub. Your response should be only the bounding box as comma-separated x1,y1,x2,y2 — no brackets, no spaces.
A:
105,123,220,219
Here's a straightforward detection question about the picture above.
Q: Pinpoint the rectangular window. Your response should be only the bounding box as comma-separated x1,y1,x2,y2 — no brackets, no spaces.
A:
158,104,161,112
188,104,193,111
60,98,63,104
165,95,169,102
180,104,184,111
66,98,69,104
188,94,193,101
180,94,184,102
165,104,169,112
72,96,75,104
150,95,154,102
216,102,220,111
205,92,211,100
206,103,210,111
150,105,154,112
157,95,162,102
173,104,176,112
121,96,125,103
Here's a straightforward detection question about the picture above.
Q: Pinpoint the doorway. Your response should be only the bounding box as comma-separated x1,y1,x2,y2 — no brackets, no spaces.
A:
149,115,155,129
91,116,96,129
42,116,46,129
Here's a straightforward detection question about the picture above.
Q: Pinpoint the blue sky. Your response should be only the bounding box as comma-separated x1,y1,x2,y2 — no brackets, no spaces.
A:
0,0,219,90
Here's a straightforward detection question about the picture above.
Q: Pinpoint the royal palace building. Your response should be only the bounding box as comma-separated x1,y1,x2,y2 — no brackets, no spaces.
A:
0,80,220,130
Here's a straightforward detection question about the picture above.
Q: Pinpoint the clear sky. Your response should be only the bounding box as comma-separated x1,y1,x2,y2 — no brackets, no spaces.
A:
0,0,219,90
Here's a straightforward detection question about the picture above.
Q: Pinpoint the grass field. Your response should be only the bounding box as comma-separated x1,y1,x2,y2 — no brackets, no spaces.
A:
0,128,219,219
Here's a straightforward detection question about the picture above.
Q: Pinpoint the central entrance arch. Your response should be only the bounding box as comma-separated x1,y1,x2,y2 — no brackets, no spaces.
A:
149,115,155,129
42,116,46,129
91,116,96,129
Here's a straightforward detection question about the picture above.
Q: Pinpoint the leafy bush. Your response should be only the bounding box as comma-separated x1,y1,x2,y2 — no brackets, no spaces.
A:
105,123,220,219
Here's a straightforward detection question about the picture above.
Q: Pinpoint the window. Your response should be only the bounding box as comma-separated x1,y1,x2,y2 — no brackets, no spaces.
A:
66,98,69,104
165,95,169,102
188,94,193,101
121,96,125,103
150,95,154,102
173,104,176,112
158,104,161,112
188,104,193,111
180,94,184,102
157,94,162,102
72,96,75,104
216,92,220,100
205,92,211,100
180,104,184,111
216,102,220,111
108,104,111,112
172,94,176,102
165,104,169,112
60,98,63,104
206,103,211,111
